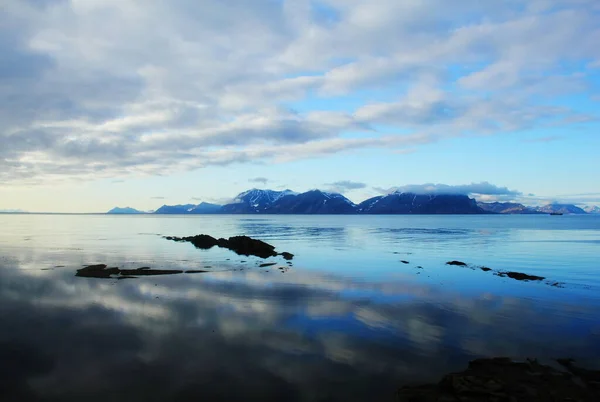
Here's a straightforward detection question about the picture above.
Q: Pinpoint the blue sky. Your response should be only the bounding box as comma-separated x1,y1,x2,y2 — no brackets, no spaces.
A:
1,0,599,212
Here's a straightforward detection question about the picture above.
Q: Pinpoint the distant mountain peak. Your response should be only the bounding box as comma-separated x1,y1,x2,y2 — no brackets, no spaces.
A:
359,192,482,214
584,205,600,214
107,207,145,214
535,204,587,214
477,201,542,214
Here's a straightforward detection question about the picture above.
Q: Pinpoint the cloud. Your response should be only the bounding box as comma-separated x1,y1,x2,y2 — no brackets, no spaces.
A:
151,196,165,200
325,180,367,193
0,0,599,185
375,182,522,197
248,177,269,185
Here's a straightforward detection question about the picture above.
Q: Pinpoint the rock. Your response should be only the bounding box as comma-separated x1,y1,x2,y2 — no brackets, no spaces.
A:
226,236,277,258
164,233,293,259
76,265,120,278
259,262,277,268
119,268,184,276
180,234,219,249
446,261,468,266
78,264,108,272
398,357,600,401
498,271,545,281
185,270,208,274
401,260,410,264
279,252,294,260
480,267,492,272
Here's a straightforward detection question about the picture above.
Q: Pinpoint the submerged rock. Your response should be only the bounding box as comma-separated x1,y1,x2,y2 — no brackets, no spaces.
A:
76,265,120,278
119,268,184,276
446,260,468,266
279,252,294,260
400,260,410,264
259,262,277,268
445,261,550,285
498,271,545,281
77,265,184,279
164,234,292,259
398,357,600,401
78,264,108,272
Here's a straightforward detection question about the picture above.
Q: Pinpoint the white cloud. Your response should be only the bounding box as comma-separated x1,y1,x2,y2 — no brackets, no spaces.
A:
376,182,522,197
0,0,598,185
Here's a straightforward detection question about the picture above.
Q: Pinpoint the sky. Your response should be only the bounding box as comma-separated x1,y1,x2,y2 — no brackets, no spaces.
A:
1,0,599,213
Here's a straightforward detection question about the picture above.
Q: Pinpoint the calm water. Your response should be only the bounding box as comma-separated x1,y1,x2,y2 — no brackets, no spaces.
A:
1,214,599,401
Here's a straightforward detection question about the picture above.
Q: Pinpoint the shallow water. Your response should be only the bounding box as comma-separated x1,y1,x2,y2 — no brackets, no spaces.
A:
1,214,599,401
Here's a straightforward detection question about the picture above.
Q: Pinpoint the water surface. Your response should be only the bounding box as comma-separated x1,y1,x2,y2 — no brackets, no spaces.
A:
1,214,599,401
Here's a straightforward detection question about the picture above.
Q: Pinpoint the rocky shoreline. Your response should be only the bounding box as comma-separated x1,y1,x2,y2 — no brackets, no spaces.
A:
398,357,600,401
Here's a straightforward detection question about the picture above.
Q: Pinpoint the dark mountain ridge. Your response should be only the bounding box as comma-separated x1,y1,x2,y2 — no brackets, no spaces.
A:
108,189,594,215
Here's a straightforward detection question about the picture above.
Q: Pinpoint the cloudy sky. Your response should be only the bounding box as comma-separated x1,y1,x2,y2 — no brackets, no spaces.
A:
1,0,599,212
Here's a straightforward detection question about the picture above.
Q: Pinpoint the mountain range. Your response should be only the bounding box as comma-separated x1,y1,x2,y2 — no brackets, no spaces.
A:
477,202,591,215
107,189,600,215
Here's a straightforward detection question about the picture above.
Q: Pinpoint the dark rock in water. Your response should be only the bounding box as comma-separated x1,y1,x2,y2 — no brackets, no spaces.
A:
259,262,277,268
226,236,277,258
446,260,468,266
480,266,492,272
119,268,184,276
279,252,294,260
182,234,220,249
164,233,291,259
77,265,185,279
400,260,410,264
185,270,208,274
79,264,108,272
76,265,120,278
498,271,545,281
397,357,600,401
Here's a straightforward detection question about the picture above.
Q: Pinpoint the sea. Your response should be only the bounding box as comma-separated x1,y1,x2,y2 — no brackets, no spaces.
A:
1,214,599,401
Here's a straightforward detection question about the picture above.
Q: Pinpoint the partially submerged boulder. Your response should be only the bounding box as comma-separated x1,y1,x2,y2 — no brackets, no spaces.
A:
226,236,277,258
279,252,294,260
76,265,120,278
498,271,545,281
446,260,468,266
445,261,549,284
77,265,185,279
119,268,184,276
398,357,600,401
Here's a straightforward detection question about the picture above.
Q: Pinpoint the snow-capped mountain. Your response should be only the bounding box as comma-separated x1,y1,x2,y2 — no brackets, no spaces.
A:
188,202,222,214
584,206,600,214
142,189,487,214
221,189,297,213
154,204,198,214
358,192,484,214
477,202,542,214
264,190,356,214
534,204,587,214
